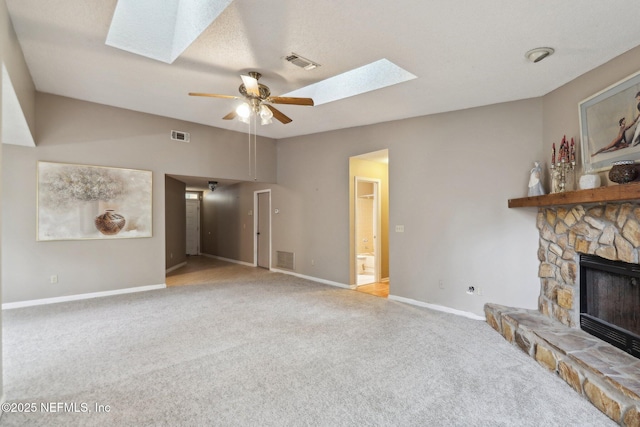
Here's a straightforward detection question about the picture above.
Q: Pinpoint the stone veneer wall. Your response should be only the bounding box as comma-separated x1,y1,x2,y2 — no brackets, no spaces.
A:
537,202,640,327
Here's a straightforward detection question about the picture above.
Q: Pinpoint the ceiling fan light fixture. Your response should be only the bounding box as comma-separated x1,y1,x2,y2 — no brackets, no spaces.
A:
236,102,251,118
259,104,273,125
190,72,312,124
525,47,554,63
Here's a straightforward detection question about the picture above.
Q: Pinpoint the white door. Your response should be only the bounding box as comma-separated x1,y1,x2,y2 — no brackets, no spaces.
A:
256,191,271,269
186,199,200,255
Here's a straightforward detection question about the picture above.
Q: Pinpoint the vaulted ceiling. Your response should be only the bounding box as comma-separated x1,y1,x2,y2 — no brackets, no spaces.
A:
6,0,640,139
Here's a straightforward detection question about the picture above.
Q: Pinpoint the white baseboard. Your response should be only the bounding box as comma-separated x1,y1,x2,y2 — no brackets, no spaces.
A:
270,268,351,289
166,261,187,274
202,253,255,267
389,295,486,321
2,284,167,310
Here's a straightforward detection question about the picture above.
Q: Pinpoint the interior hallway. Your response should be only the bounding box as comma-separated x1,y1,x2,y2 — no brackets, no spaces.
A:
166,256,266,286
167,256,389,298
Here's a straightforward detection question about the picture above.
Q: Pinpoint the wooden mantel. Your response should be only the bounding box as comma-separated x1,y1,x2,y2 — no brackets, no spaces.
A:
508,182,640,208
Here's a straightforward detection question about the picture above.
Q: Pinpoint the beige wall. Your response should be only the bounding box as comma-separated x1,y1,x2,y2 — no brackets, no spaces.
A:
200,188,217,256
165,176,187,270
1,0,35,141
277,98,544,315
3,36,640,318
1,93,277,303
0,0,36,399
543,45,640,184
272,45,640,316
201,181,271,263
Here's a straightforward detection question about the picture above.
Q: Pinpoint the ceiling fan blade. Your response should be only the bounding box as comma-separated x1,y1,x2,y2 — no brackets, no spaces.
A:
267,96,314,106
222,111,237,120
189,92,239,100
265,105,292,124
241,74,260,97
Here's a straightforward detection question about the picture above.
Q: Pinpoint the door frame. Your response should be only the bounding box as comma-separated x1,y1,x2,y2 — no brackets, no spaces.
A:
354,177,381,284
253,189,272,269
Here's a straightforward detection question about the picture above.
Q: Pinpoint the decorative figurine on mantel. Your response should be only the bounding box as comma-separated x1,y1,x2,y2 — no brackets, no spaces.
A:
528,161,545,196
550,135,576,193
579,167,601,190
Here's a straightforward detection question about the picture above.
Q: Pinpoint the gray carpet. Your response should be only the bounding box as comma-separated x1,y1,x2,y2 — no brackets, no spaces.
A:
1,265,614,426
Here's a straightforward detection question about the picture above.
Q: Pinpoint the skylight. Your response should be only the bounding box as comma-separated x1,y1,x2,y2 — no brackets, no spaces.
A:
106,0,233,64
283,59,417,106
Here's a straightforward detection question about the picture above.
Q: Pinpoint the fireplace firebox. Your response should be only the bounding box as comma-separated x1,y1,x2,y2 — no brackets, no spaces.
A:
579,254,640,359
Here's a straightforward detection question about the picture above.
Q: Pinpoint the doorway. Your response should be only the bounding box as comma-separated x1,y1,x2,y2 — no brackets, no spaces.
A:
355,177,380,286
186,196,200,255
254,190,271,269
349,150,389,297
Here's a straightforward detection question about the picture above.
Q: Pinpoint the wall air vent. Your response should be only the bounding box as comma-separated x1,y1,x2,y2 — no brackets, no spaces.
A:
171,130,190,142
285,53,320,70
276,251,295,270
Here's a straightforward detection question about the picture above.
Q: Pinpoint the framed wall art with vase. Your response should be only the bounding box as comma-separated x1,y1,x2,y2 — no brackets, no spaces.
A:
579,70,640,173
37,161,152,241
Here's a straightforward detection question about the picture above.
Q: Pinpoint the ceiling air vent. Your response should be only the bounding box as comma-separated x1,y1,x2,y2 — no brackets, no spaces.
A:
285,53,320,70
171,130,190,142
276,251,295,270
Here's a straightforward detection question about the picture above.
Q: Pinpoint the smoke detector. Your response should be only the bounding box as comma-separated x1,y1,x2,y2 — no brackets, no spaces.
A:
525,47,554,63
285,53,320,70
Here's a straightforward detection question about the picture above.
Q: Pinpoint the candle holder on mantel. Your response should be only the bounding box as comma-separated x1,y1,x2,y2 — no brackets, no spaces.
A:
550,159,575,193
550,135,577,193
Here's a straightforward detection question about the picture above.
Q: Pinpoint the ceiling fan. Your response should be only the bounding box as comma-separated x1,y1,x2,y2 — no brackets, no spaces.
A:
189,72,314,125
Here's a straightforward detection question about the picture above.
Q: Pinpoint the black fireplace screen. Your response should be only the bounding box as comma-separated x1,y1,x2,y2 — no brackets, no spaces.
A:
580,254,640,358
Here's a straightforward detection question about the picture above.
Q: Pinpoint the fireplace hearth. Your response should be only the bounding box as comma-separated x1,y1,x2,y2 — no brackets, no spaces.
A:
580,254,640,359
488,201,640,425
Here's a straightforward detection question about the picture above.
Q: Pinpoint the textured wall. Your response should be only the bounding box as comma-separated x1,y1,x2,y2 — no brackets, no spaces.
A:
2,93,276,303
0,0,36,396
200,181,272,264
543,45,640,183
276,98,543,316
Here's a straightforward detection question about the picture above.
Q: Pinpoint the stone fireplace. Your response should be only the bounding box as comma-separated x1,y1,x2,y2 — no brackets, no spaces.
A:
485,199,640,426
537,203,640,328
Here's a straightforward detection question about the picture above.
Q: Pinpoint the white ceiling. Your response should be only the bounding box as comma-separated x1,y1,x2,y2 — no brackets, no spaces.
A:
6,0,640,141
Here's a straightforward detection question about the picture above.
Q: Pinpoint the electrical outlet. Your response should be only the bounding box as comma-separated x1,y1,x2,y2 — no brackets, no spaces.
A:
311,259,315,266
50,275,58,284
439,280,444,289
476,287,483,296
